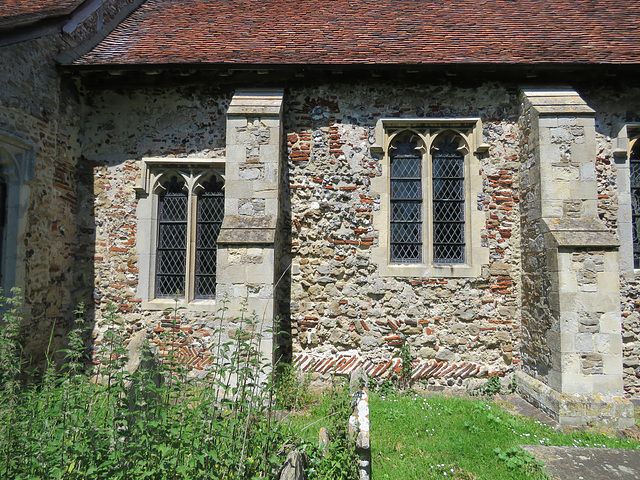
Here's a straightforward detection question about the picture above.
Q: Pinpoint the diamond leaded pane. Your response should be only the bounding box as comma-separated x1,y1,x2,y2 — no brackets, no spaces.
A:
433,222,465,244
392,201,422,222
432,137,465,264
631,143,640,268
433,244,465,263
160,195,187,222
433,178,464,200
158,223,187,249
157,249,186,275
391,222,422,244
156,177,187,297
391,243,421,263
195,177,224,298
433,201,464,222
198,192,225,222
391,156,421,178
156,274,185,299
391,180,421,199
432,155,464,178
390,137,422,263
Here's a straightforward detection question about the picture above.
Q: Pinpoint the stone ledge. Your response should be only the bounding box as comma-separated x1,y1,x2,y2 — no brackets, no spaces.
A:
542,217,618,248
522,88,595,116
218,215,276,244
227,89,284,116
517,371,635,428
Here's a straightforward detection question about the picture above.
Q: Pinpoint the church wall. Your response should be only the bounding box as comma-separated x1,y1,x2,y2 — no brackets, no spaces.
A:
285,82,522,386
76,79,640,396
77,85,233,375
0,34,82,365
77,80,522,384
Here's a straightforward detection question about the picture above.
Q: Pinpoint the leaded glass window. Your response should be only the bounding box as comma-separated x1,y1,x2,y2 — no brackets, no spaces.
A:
156,176,187,297
195,177,224,298
154,172,225,301
387,130,467,266
631,141,640,269
390,136,422,263
432,135,465,263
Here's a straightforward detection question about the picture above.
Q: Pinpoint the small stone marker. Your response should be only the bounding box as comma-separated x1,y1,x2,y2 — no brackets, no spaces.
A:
349,389,371,480
318,426,330,456
278,449,307,480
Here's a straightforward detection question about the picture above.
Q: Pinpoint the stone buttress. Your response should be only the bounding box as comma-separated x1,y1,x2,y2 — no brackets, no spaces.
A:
517,88,634,427
216,89,285,364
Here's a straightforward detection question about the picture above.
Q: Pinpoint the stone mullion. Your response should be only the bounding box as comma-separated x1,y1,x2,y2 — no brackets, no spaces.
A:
185,189,197,302
425,144,433,266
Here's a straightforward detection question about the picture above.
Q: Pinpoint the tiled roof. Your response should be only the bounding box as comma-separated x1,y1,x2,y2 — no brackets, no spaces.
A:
0,0,83,27
74,0,640,66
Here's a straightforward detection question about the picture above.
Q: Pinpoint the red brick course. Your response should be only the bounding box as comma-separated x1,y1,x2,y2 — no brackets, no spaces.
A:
294,353,481,380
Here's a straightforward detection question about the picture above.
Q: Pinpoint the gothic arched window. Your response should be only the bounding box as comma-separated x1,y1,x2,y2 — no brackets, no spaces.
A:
194,177,224,298
153,171,225,300
431,133,465,264
387,130,467,266
390,134,423,263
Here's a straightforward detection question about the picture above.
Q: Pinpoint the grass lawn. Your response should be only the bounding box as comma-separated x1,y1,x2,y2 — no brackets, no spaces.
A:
370,392,640,480
290,389,640,480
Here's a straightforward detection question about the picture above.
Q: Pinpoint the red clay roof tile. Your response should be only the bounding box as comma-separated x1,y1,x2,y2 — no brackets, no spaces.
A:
0,0,83,27
74,0,640,66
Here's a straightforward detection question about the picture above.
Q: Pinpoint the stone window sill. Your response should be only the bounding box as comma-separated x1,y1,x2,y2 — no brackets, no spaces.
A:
141,299,219,312
377,262,482,278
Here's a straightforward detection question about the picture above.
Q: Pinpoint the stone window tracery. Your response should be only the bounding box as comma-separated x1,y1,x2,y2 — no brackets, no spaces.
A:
389,131,467,265
136,158,225,309
371,118,488,278
0,131,34,293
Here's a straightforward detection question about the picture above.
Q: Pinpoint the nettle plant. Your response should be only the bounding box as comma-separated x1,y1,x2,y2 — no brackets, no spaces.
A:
0,294,290,480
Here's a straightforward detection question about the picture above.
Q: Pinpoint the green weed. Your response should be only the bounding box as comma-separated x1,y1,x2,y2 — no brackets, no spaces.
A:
0,296,290,479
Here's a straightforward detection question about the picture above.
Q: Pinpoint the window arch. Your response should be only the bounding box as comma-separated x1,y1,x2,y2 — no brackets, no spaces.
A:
371,118,488,278
0,131,34,293
194,176,224,298
136,159,225,308
431,132,466,264
154,171,225,300
390,133,423,263
388,129,468,266
156,175,188,297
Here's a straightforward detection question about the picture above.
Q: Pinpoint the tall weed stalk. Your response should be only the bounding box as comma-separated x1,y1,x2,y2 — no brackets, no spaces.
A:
0,297,288,479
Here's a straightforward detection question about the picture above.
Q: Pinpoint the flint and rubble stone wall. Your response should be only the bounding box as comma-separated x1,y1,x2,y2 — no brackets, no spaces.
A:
77,85,231,374
77,81,523,382
285,82,523,385
63,79,640,395
0,34,82,364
